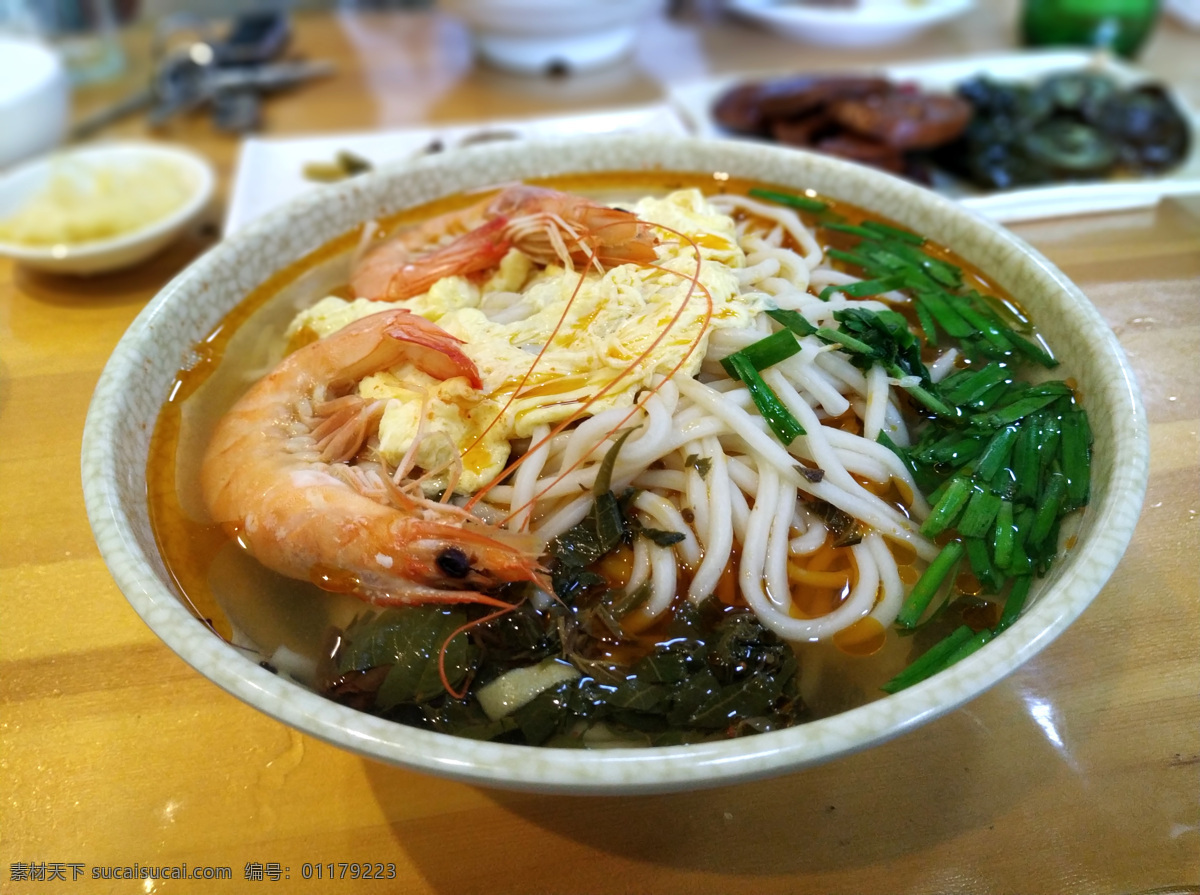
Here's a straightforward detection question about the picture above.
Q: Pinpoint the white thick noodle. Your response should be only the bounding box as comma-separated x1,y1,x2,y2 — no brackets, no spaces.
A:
475,194,958,641
688,437,734,602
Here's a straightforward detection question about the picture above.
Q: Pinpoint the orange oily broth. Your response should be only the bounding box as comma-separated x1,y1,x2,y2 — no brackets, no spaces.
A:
146,171,1032,715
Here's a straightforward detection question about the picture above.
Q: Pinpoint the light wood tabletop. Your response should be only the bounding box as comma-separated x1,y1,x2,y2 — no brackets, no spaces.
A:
2,3,1197,893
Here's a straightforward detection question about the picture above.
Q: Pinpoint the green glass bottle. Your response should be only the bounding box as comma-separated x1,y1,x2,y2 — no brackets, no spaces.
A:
1021,0,1160,58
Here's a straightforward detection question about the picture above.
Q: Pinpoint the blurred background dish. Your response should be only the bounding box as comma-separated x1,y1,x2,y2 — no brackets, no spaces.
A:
724,0,976,47
670,51,1200,221
1164,0,1200,29
0,141,214,274
0,37,70,169
0,0,127,84
440,0,665,74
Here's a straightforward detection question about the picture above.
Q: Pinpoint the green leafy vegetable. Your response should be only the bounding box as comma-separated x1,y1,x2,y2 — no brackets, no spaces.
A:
333,607,478,710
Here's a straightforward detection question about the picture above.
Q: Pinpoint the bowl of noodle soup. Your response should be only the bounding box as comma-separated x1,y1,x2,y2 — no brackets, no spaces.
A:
82,135,1147,793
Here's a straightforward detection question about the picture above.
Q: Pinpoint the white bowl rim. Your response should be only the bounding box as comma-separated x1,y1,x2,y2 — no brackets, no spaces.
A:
82,134,1148,794
727,0,975,25
0,140,216,264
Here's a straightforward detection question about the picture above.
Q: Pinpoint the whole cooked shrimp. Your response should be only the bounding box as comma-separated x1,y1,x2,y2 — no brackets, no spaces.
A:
200,308,549,606
351,184,660,301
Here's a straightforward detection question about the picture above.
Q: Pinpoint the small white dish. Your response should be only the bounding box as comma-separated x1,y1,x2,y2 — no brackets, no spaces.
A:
0,141,215,276
442,0,664,74
725,0,975,47
0,37,70,170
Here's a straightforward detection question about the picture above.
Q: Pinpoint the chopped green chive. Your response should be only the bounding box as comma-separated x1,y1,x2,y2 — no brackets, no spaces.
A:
881,624,974,693
992,499,1015,569
1060,407,1092,509
994,576,1033,634
1029,472,1067,548
719,329,800,379
897,540,965,628
974,425,1019,482
747,187,828,213
766,307,818,337
921,477,972,538
724,353,805,446
860,219,925,245
958,487,1003,538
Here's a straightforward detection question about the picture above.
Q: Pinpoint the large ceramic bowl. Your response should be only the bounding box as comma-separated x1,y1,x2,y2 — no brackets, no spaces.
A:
81,136,1147,794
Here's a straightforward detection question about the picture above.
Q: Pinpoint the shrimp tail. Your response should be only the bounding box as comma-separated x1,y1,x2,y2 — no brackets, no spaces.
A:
377,309,483,389
384,217,513,303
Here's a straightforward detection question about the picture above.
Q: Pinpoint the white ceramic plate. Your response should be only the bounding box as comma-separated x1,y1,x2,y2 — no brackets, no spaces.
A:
224,105,691,234
724,0,975,47
0,141,215,275
82,135,1148,793
669,50,1200,222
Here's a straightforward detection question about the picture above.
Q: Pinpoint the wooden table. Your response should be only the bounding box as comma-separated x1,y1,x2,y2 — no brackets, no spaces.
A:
2,3,1197,892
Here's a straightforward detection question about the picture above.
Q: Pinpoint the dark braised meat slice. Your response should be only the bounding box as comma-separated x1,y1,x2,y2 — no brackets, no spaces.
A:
769,110,837,147
829,91,974,150
712,83,778,135
757,76,892,120
711,75,891,136
812,133,907,174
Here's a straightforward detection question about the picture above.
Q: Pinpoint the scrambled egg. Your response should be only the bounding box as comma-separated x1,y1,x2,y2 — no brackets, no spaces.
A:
286,189,759,493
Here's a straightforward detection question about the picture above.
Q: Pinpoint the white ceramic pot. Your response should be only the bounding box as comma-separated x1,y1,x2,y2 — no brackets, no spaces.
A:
0,37,70,169
442,0,664,74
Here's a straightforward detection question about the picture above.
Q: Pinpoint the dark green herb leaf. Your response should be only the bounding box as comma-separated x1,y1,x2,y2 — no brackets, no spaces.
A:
684,454,712,478
550,489,627,571
334,607,477,709
609,677,671,713
594,429,634,497
638,526,687,547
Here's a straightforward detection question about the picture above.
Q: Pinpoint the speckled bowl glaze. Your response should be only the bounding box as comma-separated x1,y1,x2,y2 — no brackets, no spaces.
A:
82,136,1148,793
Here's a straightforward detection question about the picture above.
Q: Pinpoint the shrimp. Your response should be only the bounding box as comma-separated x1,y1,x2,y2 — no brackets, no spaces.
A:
199,308,549,607
351,184,660,302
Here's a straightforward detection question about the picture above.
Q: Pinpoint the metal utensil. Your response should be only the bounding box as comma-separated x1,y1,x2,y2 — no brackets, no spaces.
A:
68,11,330,138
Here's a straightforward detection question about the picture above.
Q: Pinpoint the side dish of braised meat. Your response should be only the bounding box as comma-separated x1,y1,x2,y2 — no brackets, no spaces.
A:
711,70,1192,190
713,74,971,178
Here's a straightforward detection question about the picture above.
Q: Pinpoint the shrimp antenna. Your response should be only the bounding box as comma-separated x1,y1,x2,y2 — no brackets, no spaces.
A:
476,220,711,525
499,258,712,527
452,211,656,467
